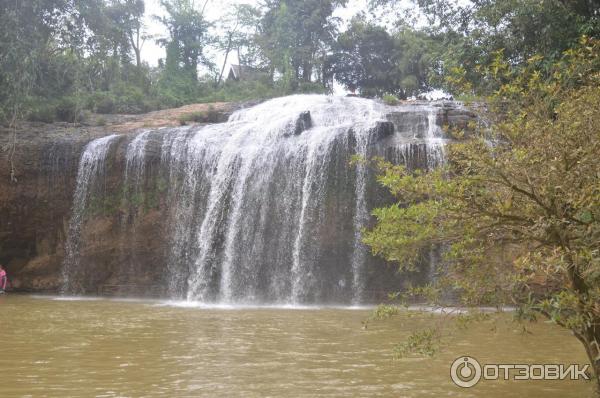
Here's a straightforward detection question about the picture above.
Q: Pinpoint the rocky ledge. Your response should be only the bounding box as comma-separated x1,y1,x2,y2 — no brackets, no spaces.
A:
0,99,478,294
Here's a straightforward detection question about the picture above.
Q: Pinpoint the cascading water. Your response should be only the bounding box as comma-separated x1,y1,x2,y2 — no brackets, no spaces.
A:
124,130,151,190
61,95,453,304
425,108,446,168
61,134,120,293
119,130,152,288
349,127,371,305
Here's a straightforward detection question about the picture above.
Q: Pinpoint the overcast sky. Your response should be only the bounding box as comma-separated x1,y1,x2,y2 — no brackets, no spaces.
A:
140,0,371,68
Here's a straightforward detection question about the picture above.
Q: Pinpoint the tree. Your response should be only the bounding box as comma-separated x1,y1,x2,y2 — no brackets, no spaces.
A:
0,0,90,177
255,0,347,86
327,18,395,95
370,0,600,96
75,0,148,93
363,37,600,388
117,0,147,69
156,0,212,83
327,18,432,97
215,5,261,85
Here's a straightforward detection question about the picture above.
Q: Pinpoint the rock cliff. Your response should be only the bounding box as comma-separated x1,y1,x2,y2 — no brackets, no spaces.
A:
0,98,477,300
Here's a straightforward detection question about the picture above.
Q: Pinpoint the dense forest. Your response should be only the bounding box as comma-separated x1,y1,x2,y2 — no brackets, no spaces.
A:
0,0,598,125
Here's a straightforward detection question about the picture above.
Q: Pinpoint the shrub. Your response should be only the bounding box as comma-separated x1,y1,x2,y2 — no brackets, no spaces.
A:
178,111,203,125
178,106,223,125
382,93,400,106
295,81,328,94
54,97,80,122
93,92,116,114
113,84,150,114
96,116,107,126
204,105,222,123
27,104,56,123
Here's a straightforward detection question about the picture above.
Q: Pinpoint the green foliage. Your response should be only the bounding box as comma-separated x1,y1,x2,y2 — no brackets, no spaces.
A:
327,18,433,97
3,0,600,124
369,0,600,96
382,94,400,105
1,0,331,125
26,103,57,124
91,92,117,114
178,106,221,125
96,116,107,126
364,38,600,384
254,0,347,87
372,304,400,319
393,328,439,358
156,0,212,83
54,97,80,123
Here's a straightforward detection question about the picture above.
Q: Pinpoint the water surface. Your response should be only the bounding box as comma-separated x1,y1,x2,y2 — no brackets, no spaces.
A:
0,295,593,397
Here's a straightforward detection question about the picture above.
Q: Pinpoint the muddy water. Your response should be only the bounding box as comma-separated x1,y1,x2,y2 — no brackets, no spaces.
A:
0,296,593,397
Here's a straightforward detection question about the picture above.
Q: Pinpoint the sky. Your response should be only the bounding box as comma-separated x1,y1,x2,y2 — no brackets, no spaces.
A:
140,0,371,68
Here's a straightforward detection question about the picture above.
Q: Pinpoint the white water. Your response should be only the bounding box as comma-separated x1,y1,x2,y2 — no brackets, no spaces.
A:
61,134,120,293
62,95,450,304
425,107,446,167
124,130,151,191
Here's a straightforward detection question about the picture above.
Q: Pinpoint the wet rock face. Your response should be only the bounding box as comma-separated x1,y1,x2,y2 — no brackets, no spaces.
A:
0,128,103,292
369,121,395,144
0,97,478,300
385,101,479,137
294,111,312,136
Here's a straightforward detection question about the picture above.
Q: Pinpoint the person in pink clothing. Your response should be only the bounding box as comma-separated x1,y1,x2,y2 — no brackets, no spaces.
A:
0,264,7,293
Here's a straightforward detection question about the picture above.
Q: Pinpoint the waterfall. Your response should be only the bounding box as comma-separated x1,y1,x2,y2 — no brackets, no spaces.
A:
124,130,151,191
425,107,446,168
349,127,372,305
119,131,153,289
61,95,452,303
61,134,120,293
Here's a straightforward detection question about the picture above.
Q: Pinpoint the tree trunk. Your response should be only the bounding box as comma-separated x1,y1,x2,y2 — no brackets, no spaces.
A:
134,30,141,69
128,25,144,69
564,248,600,393
217,32,234,86
576,323,600,392
302,62,312,82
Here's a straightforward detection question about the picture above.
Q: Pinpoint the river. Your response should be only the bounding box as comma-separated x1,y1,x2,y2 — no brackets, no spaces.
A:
0,295,593,397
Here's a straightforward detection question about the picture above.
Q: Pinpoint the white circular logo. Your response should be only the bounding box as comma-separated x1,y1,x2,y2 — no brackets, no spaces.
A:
450,356,482,388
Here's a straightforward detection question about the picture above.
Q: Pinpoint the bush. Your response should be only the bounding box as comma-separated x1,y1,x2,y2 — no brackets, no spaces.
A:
91,92,116,114
204,105,222,123
55,97,80,122
178,112,201,125
113,84,153,114
27,104,56,123
178,106,222,125
88,86,158,115
295,81,328,94
382,93,400,106
96,116,107,126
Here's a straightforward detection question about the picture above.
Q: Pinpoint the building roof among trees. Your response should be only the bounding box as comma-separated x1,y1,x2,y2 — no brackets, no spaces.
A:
227,65,269,81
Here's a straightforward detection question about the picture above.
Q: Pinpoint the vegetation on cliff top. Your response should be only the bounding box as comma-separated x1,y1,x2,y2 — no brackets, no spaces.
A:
2,0,598,127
